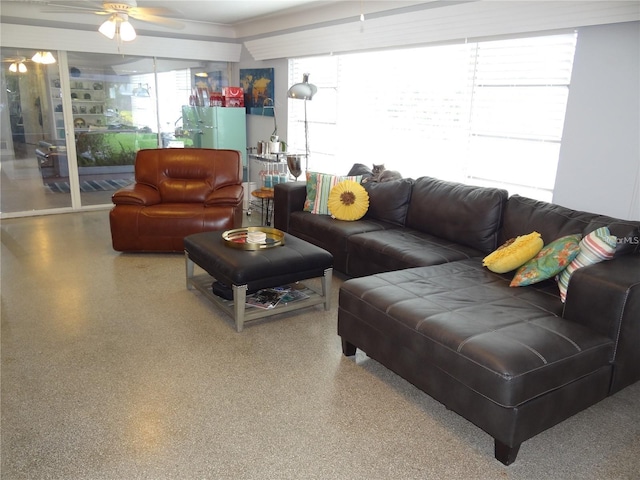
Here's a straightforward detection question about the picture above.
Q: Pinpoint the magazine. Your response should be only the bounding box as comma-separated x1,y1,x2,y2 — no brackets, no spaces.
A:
245,284,309,309
279,288,309,304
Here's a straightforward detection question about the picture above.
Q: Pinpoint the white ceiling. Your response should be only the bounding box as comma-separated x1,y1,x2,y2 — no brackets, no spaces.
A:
0,1,430,40
143,0,327,25
35,0,326,25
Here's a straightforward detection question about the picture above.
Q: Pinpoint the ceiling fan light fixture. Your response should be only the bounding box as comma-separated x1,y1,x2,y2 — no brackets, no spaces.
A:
100,13,137,42
118,18,137,42
99,15,117,39
8,63,17,73
31,51,56,64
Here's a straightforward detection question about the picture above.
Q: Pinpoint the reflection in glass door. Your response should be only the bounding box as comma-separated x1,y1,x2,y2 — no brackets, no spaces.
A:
1,48,71,215
1,49,231,217
65,54,160,207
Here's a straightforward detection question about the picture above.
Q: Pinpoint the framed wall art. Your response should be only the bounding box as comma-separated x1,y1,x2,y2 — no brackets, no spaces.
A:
194,71,224,93
240,68,275,116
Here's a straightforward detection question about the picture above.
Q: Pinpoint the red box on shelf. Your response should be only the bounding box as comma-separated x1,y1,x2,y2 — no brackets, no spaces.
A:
222,87,243,98
209,92,224,107
222,86,244,107
224,97,245,107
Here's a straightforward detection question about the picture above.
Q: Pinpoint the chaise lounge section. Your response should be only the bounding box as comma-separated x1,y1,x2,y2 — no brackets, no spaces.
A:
274,175,640,464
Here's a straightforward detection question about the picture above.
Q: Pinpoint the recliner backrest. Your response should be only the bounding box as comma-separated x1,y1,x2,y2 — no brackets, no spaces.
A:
134,148,242,203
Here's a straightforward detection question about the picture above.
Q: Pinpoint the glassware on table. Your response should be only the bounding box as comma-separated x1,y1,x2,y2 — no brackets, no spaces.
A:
286,154,303,181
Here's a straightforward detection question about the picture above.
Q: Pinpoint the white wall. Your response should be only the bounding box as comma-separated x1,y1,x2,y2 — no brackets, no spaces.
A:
237,49,289,155
554,21,640,220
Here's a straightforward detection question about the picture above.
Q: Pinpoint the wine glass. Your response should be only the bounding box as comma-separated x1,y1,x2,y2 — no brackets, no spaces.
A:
286,154,303,181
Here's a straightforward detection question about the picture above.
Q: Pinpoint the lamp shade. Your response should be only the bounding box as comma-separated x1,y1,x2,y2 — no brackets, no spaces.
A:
287,73,317,100
32,51,56,64
99,13,136,42
119,20,137,42
99,16,117,39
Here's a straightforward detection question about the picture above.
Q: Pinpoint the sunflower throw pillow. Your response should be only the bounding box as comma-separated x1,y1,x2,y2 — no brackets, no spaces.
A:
328,180,369,221
304,172,362,215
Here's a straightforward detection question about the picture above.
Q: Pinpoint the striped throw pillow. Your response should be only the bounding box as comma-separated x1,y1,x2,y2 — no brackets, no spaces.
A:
558,226,617,302
304,172,362,215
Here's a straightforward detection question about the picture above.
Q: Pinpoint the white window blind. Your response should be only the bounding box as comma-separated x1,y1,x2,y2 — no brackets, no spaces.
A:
288,32,577,201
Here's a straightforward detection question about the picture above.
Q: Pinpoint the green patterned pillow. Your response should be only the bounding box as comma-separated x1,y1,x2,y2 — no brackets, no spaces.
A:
510,234,582,287
304,172,362,215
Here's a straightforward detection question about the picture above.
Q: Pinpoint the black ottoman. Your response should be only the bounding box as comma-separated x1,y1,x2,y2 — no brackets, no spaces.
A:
184,230,333,331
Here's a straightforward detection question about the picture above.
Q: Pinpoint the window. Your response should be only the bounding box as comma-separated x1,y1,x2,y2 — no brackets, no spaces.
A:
288,32,577,201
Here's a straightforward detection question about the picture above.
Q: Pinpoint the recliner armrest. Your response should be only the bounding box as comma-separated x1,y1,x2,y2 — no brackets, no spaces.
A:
205,184,243,206
563,254,640,393
112,184,161,206
274,182,307,232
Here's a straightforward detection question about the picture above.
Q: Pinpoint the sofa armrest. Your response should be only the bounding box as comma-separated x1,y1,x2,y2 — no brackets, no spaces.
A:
112,184,161,206
563,254,640,393
274,181,307,232
205,184,243,206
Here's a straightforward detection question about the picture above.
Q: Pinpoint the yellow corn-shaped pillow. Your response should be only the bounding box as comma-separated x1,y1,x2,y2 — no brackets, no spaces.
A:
328,180,369,221
483,231,544,273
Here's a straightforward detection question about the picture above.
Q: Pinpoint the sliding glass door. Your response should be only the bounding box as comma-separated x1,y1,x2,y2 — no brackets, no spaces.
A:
1,49,230,217
1,48,71,214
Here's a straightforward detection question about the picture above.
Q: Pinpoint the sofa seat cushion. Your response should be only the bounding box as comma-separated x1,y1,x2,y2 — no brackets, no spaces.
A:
288,210,401,273
347,228,483,273
288,210,399,253
339,258,614,407
110,203,239,252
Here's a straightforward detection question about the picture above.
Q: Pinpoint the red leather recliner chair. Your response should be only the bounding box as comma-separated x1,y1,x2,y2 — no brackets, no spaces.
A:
110,148,244,252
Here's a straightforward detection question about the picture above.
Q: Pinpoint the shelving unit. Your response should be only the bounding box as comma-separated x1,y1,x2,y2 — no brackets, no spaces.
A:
48,75,108,140
247,153,290,216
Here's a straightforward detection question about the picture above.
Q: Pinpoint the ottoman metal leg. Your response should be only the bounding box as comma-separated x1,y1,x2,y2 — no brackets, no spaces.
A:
185,252,194,290
232,284,248,332
322,268,333,311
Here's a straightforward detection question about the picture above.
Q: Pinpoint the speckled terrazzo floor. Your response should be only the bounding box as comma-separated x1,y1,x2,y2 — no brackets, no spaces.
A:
2,210,639,479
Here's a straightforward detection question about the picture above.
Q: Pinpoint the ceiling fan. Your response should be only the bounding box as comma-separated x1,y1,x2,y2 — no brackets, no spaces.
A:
2,56,29,73
42,1,184,41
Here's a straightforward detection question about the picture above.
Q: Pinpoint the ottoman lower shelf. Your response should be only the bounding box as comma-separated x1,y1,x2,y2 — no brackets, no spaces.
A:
184,230,333,332
186,264,332,332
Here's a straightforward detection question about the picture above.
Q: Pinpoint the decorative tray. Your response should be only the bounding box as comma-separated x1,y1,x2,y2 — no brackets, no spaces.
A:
222,227,285,250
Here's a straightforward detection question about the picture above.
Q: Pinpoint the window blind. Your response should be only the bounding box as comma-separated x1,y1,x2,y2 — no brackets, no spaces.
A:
288,32,577,201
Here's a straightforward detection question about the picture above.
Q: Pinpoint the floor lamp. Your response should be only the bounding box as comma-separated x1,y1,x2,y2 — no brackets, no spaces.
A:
287,73,317,173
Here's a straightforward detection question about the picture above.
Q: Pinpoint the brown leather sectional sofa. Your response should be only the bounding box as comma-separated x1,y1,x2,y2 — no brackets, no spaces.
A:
274,175,640,465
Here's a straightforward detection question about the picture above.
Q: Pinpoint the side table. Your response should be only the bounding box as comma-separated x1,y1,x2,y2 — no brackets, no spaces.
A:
251,189,274,226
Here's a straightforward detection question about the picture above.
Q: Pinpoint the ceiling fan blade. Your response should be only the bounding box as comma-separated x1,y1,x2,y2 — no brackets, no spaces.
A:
129,7,176,16
129,12,184,29
41,2,105,14
41,7,104,15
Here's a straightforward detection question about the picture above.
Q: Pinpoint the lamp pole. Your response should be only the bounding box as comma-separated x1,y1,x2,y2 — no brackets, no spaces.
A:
287,73,317,173
303,98,309,172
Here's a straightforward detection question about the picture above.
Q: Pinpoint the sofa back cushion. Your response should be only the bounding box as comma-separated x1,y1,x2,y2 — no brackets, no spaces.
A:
135,148,242,203
363,178,413,226
500,195,640,256
405,176,508,253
